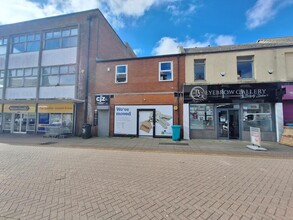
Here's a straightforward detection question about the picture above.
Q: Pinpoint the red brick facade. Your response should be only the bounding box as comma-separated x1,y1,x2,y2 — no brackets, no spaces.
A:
89,55,185,137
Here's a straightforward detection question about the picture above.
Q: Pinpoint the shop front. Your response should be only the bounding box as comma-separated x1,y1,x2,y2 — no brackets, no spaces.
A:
183,83,285,141
37,103,74,134
114,105,174,138
282,85,293,126
2,104,36,134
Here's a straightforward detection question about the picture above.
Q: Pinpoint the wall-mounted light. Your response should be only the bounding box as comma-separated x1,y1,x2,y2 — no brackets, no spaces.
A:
220,72,226,77
107,67,111,72
268,69,273,74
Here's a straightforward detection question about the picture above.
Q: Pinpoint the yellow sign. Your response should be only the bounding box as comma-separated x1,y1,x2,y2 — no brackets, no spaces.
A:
4,104,36,113
38,103,73,113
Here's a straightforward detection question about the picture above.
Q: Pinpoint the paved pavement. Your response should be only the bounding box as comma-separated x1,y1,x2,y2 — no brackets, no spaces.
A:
1,133,293,158
0,134,293,219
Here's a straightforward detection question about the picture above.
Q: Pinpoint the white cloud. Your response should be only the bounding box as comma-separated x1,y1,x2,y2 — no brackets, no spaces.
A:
0,0,100,24
152,37,210,55
106,0,155,17
214,35,235,46
246,0,293,29
0,0,178,28
152,35,236,55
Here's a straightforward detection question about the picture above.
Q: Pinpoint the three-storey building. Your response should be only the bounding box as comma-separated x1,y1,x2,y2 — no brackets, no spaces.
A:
0,9,135,135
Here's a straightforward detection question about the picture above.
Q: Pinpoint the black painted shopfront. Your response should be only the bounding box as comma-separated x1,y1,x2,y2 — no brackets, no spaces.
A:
184,83,286,141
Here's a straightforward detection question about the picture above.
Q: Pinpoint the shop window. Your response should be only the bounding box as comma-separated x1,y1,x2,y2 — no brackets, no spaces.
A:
50,113,62,126
11,33,40,53
0,37,7,55
37,113,73,133
190,104,214,129
3,113,12,130
44,27,78,50
27,113,36,131
159,61,173,81
194,59,205,80
38,113,49,131
115,65,127,83
7,67,38,87
237,56,254,79
243,103,273,132
41,64,76,86
62,113,73,133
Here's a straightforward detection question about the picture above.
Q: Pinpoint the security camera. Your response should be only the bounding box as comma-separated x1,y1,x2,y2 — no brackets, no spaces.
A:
268,69,273,74
220,72,226,76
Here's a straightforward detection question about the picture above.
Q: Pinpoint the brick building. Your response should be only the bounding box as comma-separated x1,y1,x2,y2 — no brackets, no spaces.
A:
90,55,185,138
0,9,135,135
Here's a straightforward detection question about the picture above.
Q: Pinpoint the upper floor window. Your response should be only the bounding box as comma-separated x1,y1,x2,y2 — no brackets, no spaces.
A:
11,33,41,53
237,56,254,79
159,61,173,81
0,70,4,88
115,65,127,83
0,38,8,55
7,67,38,87
194,59,205,80
41,64,76,86
44,27,78,50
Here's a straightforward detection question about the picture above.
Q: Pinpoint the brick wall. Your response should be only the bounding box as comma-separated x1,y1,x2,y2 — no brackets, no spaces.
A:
89,55,185,136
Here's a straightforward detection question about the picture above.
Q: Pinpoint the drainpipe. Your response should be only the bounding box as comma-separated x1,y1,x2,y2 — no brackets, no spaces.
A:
84,15,92,123
177,55,181,126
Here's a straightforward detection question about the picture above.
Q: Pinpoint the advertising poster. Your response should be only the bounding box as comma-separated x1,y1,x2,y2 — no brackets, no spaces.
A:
114,105,173,136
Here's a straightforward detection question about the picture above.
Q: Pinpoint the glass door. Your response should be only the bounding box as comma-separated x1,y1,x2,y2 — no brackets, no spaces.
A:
218,110,228,138
217,109,239,139
13,113,27,133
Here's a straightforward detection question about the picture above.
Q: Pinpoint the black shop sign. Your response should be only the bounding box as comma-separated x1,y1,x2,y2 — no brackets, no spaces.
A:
184,83,284,103
95,95,110,105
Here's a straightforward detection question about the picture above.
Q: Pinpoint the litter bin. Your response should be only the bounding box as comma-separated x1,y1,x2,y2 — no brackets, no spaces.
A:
171,125,181,141
82,123,92,139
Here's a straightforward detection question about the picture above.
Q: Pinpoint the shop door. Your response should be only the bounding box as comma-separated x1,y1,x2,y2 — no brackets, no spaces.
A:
13,113,27,133
97,110,109,137
137,109,155,137
217,109,239,139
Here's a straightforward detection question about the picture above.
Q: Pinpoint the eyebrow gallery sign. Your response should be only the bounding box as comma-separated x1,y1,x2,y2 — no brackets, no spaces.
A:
184,83,285,103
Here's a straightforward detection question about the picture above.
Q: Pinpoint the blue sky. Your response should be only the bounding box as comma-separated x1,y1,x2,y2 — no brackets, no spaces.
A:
1,0,293,56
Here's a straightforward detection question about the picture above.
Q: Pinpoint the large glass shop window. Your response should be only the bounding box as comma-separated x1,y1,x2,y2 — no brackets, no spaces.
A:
190,104,214,129
243,103,273,132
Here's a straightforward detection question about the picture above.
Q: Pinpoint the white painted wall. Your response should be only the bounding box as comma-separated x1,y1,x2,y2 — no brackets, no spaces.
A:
8,52,39,69
39,86,75,99
42,48,77,66
183,103,190,139
275,103,284,142
0,55,5,69
6,87,37,99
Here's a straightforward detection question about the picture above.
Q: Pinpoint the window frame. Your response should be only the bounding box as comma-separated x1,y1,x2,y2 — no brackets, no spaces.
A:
159,61,173,82
41,64,76,86
237,56,254,80
0,37,8,55
7,67,38,88
0,70,5,88
115,65,128,84
43,27,78,50
11,33,41,54
194,59,206,81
